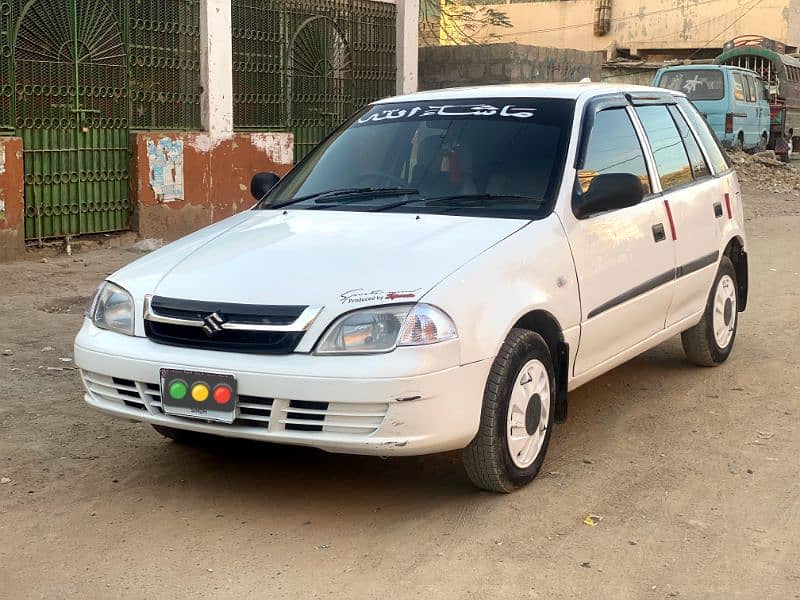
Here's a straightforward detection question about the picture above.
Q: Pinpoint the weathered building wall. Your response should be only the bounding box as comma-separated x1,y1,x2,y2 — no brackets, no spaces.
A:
130,132,293,241
419,43,603,90
602,65,660,85
476,0,800,58
0,137,24,262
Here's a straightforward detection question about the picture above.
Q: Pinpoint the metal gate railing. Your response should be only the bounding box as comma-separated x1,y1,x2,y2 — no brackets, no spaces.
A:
3,0,202,242
231,0,397,160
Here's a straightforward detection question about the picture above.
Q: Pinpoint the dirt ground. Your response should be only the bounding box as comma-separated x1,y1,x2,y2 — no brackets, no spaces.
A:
1,183,798,599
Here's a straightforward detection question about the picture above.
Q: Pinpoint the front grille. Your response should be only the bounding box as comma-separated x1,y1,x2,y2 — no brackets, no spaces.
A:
145,321,304,354
82,371,389,435
144,296,313,355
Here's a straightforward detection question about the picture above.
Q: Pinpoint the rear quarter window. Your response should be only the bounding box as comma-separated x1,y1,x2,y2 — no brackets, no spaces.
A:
732,72,746,101
676,97,731,174
745,76,756,102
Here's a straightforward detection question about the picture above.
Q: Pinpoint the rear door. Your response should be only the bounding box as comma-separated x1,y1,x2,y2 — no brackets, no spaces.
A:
563,102,676,376
731,71,754,147
662,98,732,326
744,74,762,146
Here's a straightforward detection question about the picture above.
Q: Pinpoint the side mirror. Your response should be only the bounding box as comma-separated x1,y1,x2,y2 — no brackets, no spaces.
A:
250,172,281,200
574,173,644,218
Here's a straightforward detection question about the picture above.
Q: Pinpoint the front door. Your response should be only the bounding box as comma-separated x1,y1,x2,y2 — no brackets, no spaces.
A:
564,106,676,376
14,0,130,241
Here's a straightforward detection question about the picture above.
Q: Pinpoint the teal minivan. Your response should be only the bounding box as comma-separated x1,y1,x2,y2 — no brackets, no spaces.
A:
653,64,771,151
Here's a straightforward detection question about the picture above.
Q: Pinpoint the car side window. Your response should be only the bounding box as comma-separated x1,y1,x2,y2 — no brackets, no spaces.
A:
732,72,746,101
676,97,731,174
635,105,693,191
745,76,756,102
668,105,710,179
576,108,651,197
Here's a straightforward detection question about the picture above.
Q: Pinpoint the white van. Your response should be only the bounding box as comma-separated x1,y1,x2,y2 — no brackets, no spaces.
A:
76,84,748,492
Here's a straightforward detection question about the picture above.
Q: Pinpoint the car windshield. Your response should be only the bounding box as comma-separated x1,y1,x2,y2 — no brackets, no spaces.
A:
258,98,575,219
658,69,725,101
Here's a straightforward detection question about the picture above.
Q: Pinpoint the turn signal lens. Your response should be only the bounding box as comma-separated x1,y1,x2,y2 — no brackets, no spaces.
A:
398,304,457,346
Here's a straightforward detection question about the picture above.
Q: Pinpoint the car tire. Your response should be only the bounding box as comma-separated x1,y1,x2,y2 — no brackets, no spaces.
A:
758,133,768,152
681,256,738,367
733,135,744,152
152,424,215,445
462,329,555,493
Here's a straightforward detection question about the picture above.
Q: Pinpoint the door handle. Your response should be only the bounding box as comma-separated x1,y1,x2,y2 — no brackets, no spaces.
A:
713,202,723,218
652,223,666,242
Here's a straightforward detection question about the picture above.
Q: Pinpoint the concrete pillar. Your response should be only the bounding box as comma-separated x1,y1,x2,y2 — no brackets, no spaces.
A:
396,0,419,94
200,0,234,138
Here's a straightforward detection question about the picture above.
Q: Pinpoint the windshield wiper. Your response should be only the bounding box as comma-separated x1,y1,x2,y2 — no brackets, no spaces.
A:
423,194,538,206
271,187,418,209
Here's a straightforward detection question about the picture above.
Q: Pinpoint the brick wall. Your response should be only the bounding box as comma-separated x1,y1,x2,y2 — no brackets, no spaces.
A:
419,43,603,90
130,132,294,242
0,137,24,262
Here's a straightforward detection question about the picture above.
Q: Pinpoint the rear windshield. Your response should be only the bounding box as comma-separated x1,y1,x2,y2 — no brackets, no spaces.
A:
658,69,725,101
259,98,575,220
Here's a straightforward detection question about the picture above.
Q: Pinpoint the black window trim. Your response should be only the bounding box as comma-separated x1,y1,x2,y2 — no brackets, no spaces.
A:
573,93,735,215
633,103,695,194
666,104,713,184
674,97,734,178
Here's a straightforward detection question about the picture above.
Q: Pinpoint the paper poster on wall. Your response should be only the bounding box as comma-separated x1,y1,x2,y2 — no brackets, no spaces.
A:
147,138,184,202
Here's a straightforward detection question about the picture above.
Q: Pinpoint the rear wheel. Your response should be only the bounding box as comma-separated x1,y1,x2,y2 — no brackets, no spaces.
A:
758,133,768,152
462,329,555,493
681,257,738,366
733,135,744,152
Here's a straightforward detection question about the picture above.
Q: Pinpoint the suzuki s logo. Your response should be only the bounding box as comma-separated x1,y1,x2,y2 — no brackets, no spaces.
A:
201,312,226,337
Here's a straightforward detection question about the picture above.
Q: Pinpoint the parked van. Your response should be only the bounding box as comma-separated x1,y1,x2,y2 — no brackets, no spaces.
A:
654,64,771,151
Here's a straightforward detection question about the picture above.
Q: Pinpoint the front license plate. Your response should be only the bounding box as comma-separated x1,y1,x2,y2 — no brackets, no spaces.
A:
160,369,237,424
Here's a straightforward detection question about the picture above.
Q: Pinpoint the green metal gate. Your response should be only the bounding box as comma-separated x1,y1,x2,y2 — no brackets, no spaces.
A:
232,0,397,160
4,0,201,241
14,0,129,240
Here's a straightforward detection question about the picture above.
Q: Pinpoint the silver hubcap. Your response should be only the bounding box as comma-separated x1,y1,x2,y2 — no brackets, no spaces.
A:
713,274,736,349
506,359,551,469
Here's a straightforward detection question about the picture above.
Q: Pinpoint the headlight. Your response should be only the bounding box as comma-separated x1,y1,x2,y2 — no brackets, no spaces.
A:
89,282,134,336
315,303,457,354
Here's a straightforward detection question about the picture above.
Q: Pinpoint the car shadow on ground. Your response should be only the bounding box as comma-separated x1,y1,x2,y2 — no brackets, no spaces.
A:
123,337,708,509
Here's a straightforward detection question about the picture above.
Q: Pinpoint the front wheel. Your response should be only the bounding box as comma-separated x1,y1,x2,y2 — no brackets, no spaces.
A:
681,256,738,366
462,329,555,493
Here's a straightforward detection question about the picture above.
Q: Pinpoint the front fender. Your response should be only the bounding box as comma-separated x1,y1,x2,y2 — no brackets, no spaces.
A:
421,214,581,365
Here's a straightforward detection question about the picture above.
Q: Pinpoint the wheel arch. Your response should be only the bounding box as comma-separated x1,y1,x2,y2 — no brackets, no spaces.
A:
723,235,748,311
512,309,569,422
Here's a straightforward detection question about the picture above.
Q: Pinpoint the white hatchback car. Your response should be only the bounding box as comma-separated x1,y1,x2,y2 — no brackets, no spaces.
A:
76,84,748,492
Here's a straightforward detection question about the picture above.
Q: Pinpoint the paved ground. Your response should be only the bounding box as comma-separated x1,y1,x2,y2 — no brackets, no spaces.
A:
1,184,798,599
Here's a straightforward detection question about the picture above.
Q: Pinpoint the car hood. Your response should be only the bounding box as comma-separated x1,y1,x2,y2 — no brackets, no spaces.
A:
112,209,529,330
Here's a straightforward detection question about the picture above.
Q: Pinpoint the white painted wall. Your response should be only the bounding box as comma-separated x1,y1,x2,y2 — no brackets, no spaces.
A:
200,0,234,139
395,0,419,94
199,0,417,135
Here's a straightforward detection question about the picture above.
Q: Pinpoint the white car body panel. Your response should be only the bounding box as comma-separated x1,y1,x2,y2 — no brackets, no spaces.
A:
144,210,527,352
75,83,748,457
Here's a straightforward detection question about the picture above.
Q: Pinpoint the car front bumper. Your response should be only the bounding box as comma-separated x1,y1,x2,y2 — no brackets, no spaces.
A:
74,321,491,456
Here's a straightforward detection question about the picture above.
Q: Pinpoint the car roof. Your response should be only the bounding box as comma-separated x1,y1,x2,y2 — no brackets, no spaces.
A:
374,83,685,104
658,64,761,75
